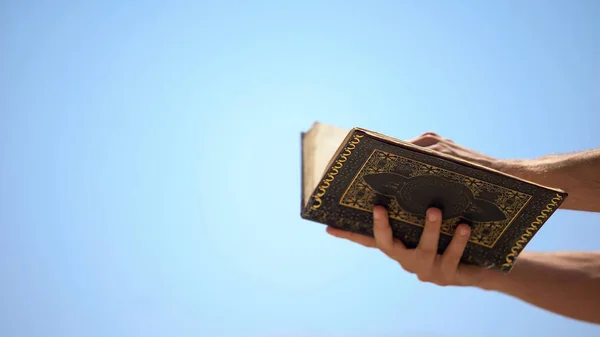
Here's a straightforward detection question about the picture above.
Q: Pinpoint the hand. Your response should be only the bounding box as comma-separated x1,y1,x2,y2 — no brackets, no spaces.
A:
326,206,492,287
408,132,500,169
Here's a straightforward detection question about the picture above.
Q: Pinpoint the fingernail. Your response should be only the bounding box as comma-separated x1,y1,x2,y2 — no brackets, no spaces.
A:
427,209,438,222
459,226,470,236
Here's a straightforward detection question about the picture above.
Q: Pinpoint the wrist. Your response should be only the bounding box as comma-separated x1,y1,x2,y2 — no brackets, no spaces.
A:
459,265,509,291
491,159,533,180
475,253,535,292
475,268,507,292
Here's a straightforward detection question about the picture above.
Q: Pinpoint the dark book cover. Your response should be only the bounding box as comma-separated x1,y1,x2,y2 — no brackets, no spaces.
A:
301,127,567,273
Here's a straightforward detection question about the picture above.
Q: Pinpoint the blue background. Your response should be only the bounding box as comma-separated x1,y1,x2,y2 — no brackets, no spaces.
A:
1,1,599,336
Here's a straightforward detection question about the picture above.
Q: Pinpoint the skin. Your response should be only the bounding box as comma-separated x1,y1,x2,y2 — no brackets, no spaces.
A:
326,132,600,324
408,132,600,213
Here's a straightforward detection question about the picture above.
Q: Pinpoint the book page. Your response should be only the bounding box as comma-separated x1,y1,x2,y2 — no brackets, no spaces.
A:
302,122,349,207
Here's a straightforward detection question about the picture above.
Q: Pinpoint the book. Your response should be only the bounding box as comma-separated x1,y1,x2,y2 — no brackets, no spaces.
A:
300,122,567,273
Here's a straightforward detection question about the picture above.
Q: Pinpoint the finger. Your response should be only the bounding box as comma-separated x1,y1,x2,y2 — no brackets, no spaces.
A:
407,137,434,147
417,208,442,261
326,227,376,248
407,133,440,147
440,224,471,275
373,206,394,253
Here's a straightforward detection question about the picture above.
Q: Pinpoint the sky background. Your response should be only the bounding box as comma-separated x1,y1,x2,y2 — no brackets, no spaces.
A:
1,1,600,336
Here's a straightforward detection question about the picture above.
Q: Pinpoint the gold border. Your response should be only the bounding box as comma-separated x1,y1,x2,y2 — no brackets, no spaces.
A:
339,149,533,248
311,133,363,210
501,193,564,270
341,149,533,207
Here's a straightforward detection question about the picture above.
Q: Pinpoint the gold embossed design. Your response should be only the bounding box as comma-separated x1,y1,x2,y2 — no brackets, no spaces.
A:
501,193,564,270
340,149,533,248
311,134,364,210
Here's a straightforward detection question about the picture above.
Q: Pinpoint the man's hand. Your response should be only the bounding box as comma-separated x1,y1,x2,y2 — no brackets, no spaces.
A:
324,133,600,323
326,206,600,324
409,132,500,169
326,206,493,287
409,132,600,212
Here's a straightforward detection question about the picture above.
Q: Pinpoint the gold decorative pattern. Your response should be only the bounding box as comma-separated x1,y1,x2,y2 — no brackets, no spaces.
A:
339,149,533,248
501,193,564,270
311,133,364,210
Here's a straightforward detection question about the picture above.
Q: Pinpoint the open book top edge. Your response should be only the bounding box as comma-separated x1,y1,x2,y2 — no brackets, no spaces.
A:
321,127,356,177
352,127,567,195
301,122,356,209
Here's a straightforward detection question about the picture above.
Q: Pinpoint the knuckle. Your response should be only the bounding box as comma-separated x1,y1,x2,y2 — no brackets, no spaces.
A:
439,272,455,286
446,254,462,267
429,143,442,150
429,145,443,154
417,246,437,258
436,279,450,287
423,270,453,287
417,271,439,284
399,262,411,273
430,143,449,152
422,131,440,138
418,134,441,145
377,245,393,257
444,247,463,263
399,261,416,274
389,252,403,262
422,136,440,145
417,273,430,283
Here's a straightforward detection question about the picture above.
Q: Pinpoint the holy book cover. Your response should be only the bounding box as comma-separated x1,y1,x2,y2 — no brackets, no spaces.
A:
300,122,567,273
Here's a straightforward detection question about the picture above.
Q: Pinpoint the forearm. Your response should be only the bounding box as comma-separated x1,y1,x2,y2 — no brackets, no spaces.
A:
479,251,600,324
496,149,600,212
